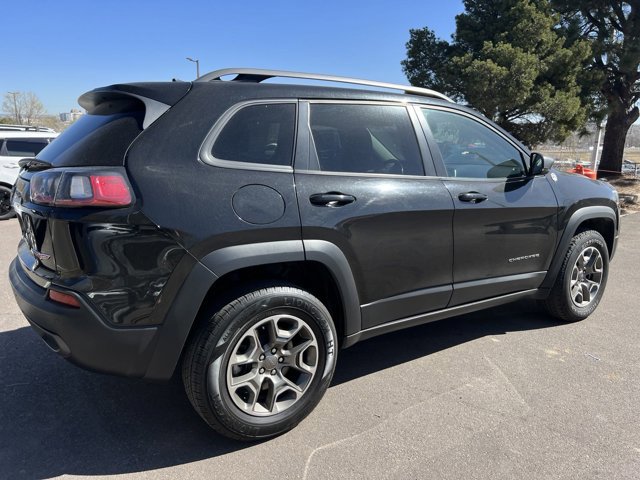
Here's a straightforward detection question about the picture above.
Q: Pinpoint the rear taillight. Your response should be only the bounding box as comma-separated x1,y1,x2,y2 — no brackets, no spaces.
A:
29,168,133,207
30,170,60,205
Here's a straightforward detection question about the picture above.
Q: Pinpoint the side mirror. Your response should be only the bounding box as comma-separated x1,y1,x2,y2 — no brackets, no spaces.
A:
529,152,553,176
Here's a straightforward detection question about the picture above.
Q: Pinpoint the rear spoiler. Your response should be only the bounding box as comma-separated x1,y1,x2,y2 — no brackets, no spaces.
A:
78,82,192,129
18,157,52,172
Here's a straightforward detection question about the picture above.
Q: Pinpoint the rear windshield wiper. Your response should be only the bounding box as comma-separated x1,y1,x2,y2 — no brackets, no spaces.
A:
18,158,52,172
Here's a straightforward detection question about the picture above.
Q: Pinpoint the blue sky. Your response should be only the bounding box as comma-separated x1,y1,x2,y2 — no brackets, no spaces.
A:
1,0,463,115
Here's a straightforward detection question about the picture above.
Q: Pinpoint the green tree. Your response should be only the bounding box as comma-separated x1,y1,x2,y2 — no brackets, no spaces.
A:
553,1,640,177
402,0,592,146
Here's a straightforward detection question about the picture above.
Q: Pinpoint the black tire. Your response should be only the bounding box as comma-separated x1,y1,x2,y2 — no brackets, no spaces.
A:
543,230,609,322
0,185,16,220
181,286,337,441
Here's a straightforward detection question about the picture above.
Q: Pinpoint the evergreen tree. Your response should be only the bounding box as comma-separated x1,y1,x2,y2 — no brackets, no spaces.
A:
402,0,592,146
553,1,640,177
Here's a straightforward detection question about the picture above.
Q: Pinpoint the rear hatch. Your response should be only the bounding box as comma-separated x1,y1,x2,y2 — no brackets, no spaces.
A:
12,82,191,277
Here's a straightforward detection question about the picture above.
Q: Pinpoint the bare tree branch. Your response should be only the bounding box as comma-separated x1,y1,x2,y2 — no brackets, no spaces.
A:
2,91,45,125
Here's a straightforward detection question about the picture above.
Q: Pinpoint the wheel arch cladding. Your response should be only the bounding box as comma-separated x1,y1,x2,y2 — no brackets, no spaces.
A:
143,240,361,380
541,206,617,291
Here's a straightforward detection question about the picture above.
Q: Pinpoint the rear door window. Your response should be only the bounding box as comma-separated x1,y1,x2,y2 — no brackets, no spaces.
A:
308,104,424,176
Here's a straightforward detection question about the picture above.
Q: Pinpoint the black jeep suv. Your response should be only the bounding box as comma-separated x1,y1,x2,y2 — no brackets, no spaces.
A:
10,68,619,440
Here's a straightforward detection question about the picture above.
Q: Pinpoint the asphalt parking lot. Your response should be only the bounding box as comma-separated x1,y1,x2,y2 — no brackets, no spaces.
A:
1,214,639,480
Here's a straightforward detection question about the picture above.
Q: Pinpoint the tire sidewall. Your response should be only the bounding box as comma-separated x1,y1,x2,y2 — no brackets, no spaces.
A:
204,289,337,439
561,233,609,320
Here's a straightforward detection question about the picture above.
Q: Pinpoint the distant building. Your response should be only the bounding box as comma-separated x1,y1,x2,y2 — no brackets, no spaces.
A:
60,108,84,122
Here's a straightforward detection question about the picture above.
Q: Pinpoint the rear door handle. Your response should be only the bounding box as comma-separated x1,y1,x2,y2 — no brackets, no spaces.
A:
309,192,356,207
458,192,488,204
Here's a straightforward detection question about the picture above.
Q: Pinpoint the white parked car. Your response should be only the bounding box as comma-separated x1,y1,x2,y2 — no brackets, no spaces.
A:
1,130,58,220
0,124,57,133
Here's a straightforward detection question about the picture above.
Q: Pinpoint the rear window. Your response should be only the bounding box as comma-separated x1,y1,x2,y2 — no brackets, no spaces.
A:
4,138,51,157
37,112,143,167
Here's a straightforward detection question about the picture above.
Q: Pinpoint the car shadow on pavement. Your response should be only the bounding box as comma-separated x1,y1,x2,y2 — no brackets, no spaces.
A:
0,300,557,479
0,327,250,479
332,299,558,386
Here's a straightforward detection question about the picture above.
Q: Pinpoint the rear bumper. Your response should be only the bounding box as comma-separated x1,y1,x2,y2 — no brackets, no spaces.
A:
9,257,159,378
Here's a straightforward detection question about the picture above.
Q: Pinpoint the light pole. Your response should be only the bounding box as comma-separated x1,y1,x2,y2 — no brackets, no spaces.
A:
186,57,200,79
8,91,20,124
591,122,603,171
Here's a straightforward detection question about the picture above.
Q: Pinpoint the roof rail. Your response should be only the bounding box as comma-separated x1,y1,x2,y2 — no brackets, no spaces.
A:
196,68,453,102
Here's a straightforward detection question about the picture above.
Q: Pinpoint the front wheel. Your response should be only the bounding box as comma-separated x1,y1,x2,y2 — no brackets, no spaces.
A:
182,286,337,440
543,230,609,322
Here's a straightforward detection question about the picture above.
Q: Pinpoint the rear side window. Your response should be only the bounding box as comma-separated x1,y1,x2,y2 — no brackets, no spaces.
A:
4,139,51,157
211,103,296,167
308,104,424,176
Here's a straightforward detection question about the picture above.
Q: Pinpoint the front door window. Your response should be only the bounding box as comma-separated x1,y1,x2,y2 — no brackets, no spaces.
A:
421,109,526,179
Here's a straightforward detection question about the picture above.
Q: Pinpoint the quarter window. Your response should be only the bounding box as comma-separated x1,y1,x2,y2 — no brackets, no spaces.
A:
211,103,296,167
422,109,525,179
309,104,424,176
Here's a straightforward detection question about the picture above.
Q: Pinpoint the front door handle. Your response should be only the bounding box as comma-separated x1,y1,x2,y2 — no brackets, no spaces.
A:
309,192,356,207
458,191,488,204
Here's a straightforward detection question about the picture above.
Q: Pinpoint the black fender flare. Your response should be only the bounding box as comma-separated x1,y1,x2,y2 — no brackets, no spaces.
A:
143,239,361,380
540,205,617,291
303,239,361,338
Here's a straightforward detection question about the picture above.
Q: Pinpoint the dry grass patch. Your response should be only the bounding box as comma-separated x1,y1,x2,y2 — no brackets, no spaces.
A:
607,176,640,214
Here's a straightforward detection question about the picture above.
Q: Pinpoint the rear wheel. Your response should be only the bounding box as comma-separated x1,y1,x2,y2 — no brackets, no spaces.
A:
544,230,609,322
0,185,16,220
182,286,337,440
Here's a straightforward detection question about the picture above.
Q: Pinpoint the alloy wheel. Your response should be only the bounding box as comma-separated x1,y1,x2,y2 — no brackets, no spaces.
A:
570,246,604,308
225,314,319,416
